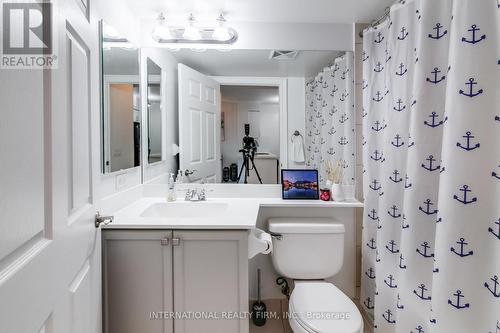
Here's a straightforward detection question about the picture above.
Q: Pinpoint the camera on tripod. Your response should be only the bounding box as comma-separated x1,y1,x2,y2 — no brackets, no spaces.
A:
237,124,263,184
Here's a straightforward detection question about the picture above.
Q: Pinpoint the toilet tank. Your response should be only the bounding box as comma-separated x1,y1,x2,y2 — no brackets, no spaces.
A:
268,217,345,279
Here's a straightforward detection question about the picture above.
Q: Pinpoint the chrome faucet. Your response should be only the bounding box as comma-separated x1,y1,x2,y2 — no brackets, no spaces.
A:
185,188,206,201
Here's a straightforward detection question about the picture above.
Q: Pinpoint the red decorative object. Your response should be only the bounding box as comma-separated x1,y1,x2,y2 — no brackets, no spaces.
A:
320,188,331,201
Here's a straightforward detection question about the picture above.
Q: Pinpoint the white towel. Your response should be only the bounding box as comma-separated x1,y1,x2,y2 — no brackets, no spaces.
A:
292,136,305,163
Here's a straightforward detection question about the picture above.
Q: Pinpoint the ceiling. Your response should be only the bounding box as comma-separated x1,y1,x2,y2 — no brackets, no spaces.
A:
121,0,393,24
221,86,279,104
171,49,340,77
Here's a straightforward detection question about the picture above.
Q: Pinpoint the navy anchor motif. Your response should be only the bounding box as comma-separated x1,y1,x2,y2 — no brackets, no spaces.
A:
488,218,500,240
371,150,385,162
414,283,432,301
395,62,407,76
371,120,386,132
365,267,375,279
459,78,483,97
388,205,401,218
453,185,477,205
426,67,446,84
368,208,380,221
393,98,406,112
462,24,486,44
421,155,440,172
383,309,396,324
366,238,376,250
364,297,374,310
374,31,384,44
338,137,348,145
370,179,381,191
450,238,474,257
373,90,384,102
424,112,447,128
484,275,500,297
374,61,384,73
457,131,480,151
397,293,404,309
397,26,408,40
386,239,399,254
429,22,447,39
448,290,470,309
416,241,434,258
391,134,404,147
339,113,349,124
384,274,397,288
419,199,438,215
389,169,403,183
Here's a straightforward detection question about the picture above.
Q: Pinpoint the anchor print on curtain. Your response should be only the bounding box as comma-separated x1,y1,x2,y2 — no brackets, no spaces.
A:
304,53,355,186
361,1,499,333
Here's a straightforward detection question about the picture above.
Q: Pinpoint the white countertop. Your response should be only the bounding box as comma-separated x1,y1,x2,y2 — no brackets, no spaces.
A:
102,196,363,230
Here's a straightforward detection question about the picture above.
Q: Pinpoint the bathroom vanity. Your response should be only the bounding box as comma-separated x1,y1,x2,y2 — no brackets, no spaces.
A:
100,185,362,333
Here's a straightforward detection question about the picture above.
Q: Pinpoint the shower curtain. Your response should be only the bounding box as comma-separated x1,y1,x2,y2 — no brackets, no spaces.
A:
305,53,355,186
361,1,499,333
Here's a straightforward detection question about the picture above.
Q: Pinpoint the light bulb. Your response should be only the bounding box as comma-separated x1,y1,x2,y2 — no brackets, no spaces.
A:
152,13,172,41
183,14,201,40
212,14,231,41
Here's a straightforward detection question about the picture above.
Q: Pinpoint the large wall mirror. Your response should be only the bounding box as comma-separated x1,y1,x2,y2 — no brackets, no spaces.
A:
146,58,163,164
147,48,355,187
100,21,141,173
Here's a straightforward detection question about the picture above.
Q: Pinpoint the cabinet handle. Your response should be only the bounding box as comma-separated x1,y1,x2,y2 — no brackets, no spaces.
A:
172,237,181,246
160,238,170,246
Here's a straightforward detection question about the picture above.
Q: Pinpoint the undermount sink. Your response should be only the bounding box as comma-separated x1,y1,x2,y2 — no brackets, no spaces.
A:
140,201,229,218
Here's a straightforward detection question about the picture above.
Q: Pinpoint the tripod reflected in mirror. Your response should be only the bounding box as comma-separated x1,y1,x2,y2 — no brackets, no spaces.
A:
237,124,263,184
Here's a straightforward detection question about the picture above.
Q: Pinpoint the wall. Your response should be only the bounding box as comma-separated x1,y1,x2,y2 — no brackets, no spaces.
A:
140,21,353,51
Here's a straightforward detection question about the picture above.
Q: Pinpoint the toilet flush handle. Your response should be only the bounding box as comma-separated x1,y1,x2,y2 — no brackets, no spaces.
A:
269,232,283,241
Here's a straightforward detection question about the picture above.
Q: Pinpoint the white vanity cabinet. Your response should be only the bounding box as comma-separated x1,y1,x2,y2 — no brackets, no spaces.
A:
102,230,249,333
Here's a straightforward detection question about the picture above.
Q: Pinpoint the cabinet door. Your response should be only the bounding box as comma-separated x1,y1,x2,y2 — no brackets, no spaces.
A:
103,230,174,333
173,230,248,333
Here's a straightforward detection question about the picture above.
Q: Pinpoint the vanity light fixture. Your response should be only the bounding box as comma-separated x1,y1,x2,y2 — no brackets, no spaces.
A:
183,14,202,40
212,14,231,41
151,13,238,44
152,13,172,41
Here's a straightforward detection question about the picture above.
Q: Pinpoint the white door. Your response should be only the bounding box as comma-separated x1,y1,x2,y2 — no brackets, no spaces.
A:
178,64,221,183
0,1,101,333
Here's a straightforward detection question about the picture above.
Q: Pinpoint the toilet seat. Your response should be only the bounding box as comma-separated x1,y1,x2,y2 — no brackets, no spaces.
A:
288,281,362,333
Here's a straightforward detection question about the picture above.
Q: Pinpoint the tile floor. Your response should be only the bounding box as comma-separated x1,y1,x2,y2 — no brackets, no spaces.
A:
249,298,373,333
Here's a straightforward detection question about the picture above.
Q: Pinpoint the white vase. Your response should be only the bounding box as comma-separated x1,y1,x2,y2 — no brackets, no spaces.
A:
331,183,345,202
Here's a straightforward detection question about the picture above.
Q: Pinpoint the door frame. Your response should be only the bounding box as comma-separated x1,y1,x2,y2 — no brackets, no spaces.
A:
211,76,288,170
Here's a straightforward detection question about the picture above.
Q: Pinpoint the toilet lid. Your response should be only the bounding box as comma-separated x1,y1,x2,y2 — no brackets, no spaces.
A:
289,282,362,333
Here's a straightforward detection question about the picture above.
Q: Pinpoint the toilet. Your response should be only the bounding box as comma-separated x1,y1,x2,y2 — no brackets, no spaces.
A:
268,217,363,333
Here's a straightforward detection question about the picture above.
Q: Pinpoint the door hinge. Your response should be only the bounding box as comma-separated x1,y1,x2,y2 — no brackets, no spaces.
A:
172,237,181,246
160,238,170,246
